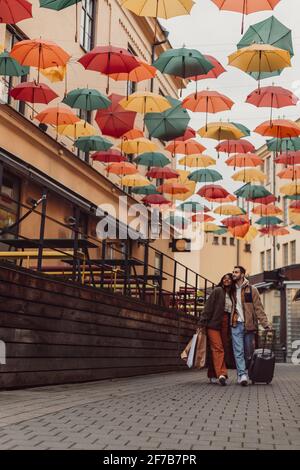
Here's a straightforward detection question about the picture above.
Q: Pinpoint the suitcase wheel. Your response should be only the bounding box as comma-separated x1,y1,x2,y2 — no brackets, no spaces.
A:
252,381,255,385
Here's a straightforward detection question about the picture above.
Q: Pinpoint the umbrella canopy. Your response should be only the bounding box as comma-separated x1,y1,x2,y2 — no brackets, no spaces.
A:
267,137,300,152
207,194,237,203
229,224,251,238
204,223,223,233
182,90,234,129
198,122,244,140
252,204,282,216
63,88,111,111
120,0,195,19
256,216,283,225
91,150,127,163
153,47,213,79
221,215,249,228
232,122,251,137
259,225,289,236
0,51,29,76
0,0,32,24
191,213,215,223
174,127,196,141
57,120,97,139
214,205,246,216
289,201,300,210
177,201,209,213
75,135,113,153
39,0,78,9
237,15,294,79
278,166,300,180
179,154,216,168
157,182,190,196
122,128,144,140
235,225,258,242
35,105,80,126
247,194,277,204
167,170,196,201
232,168,266,184
95,93,136,138
10,38,70,70
120,92,171,114
165,139,206,156
188,168,223,183
142,194,171,206
121,174,151,187
225,153,263,168
109,59,156,83
280,183,300,196
292,226,300,231
216,139,255,154
78,45,139,75
119,138,157,155
236,184,272,200
197,185,230,200
132,185,159,195
144,96,190,140
188,54,226,81
134,152,170,168
254,119,300,139
40,65,66,82
146,167,179,180
9,81,58,104
107,162,137,176
275,152,300,166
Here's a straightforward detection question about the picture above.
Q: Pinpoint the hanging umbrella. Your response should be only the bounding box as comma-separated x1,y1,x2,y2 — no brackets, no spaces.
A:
57,120,97,139
40,0,81,42
0,51,29,77
174,127,196,141
252,204,282,216
182,90,234,130
247,194,277,204
91,150,127,164
275,152,300,166
232,168,266,184
188,54,226,81
35,105,80,126
278,166,300,181
165,139,206,156
9,81,58,104
132,185,159,195
142,194,171,206
146,167,179,180
228,44,291,87
120,0,195,19
157,182,190,196
95,94,136,138
109,59,157,84
197,185,230,200
118,138,157,155
237,16,294,80
290,201,300,210
207,194,237,203
144,96,190,140
236,184,272,200
63,88,111,111
120,92,171,114
259,225,289,236
246,86,298,125
153,47,213,79
179,154,216,168
232,122,251,137
188,169,223,184
121,174,151,187
164,215,190,230
267,137,300,153
198,122,244,141
229,224,251,238
122,128,144,140
107,162,138,176
255,119,300,139
40,65,66,82
221,215,249,228
226,153,263,169
211,0,281,34
75,135,113,153
167,170,196,201
10,38,71,82
204,223,223,233
0,0,32,24
134,152,170,168
256,216,283,225
280,183,300,197
177,201,209,213
235,225,258,242
191,213,215,223
214,205,246,216
216,139,255,155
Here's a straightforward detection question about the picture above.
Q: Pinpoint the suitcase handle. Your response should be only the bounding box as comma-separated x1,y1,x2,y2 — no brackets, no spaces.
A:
262,329,276,356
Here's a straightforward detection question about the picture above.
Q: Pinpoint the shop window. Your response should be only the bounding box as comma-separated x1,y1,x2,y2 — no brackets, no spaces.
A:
0,170,20,241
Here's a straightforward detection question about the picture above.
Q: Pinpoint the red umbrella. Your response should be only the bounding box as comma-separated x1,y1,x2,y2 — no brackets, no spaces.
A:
146,167,179,180
197,185,229,200
188,55,226,81
259,225,289,236
248,194,277,204
173,127,196,142
0,0,32,24
95,94,136,138
216,139,255,155
290,201,300,210
78,46,139,93
191,213,215,223
221,215,249,228
142,194,171,206
246,86,299,125
91,150,127,163
275,152,300,166
9,81,58,104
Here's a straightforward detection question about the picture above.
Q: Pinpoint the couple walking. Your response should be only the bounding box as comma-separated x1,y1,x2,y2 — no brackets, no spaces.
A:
200,266,271,386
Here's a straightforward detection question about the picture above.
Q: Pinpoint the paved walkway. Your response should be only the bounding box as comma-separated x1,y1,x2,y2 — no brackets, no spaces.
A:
0,364,299,450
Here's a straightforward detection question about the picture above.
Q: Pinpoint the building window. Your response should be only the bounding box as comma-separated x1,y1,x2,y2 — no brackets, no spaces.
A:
290,241,296,264
80,0,95,52
260,252,265,272
154,252,162,276
266,249,272,271
0,170,20,241
127,44,137,96
283,243,289,266
213,236,219,245
230,238,235,246
265,156,271,185
222,237,227,246
244,244,251,253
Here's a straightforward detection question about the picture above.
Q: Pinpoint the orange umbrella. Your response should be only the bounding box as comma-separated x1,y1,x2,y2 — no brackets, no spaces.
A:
278,166,300,181
35,105,80,126
207,194,237,203
10,38,70,82
191,213,215,223
157,182,190,196
252,204,283,216
229,224,251,238
254,119,300,139
259,226,289,236
107,162,138,176
165,139,206,156
122,128,144,140
225,153,264,169
109,59,156,83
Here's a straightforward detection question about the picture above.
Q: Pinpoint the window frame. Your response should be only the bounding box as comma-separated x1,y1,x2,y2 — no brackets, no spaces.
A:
80,0,96,52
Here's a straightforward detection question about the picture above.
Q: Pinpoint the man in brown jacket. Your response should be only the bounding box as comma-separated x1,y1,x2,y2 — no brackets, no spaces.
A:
232,266,271,386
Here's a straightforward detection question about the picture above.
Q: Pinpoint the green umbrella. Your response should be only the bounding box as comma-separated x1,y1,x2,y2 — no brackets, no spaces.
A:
163,215,189,230
132,185,159,195
63,88,111,111
235,184,272,200
232,122,251,137
188,169,223,184
75,135,113,152
134,152,170,168
0,52,29,77
286,195,300,200
215,227,228,235
292,225,300,231
177,201,206,213
237,16,294,80
144,96,190,140
267,138,300,153
256,216,283,226
153,48,214,79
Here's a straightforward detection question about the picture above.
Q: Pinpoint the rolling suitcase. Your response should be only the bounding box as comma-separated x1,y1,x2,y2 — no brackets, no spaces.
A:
248,330,276,385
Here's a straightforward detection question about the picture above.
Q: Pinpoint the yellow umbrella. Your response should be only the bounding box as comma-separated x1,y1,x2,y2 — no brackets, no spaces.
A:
118,137,157,154
57,120,97,139
280,182,300,196
167,169,196,201
236,226,258,242
120,92,172,114
121,174,151,187
214,205,245,216
198,122,244,140
0,45,4,53
204,223,221,233
290,211,300,225
40,65,66,83
232,169,266,184
179,154,216,168
228,44,291,75
120,0,194,19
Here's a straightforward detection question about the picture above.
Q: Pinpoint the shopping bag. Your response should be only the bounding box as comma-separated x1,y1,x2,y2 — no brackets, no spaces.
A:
187,333,198,369
194,328,207,369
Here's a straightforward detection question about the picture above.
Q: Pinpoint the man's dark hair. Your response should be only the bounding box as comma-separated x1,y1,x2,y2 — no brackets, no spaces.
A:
234,266,246,275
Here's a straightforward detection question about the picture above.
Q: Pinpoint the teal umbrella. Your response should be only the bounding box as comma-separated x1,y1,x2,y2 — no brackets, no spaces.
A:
237,16,294,80
292,225,300,231
188,169,223,184
132,185,159,195
286,195,300,200
134,152,170,168
177,201,207,213
232,122,251,137
236,184,272,200
0,51,29,77
153,48,214,79
256,216,283,226
267,138,300,153
63,88,111,111
74,135,113,152
144,96,190,140
215,227,228,235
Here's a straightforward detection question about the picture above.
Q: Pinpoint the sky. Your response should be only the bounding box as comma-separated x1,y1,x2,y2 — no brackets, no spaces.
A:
161,0,300,197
